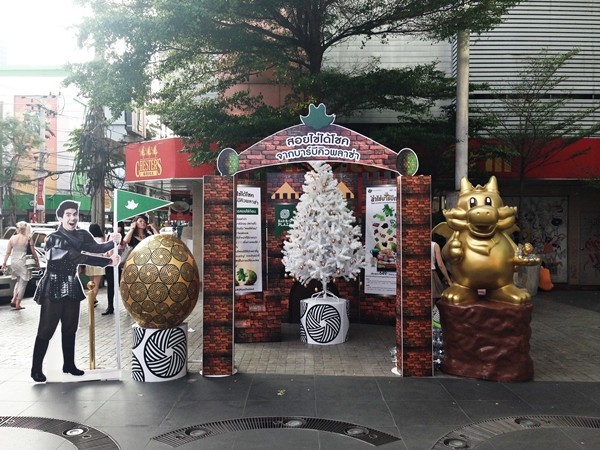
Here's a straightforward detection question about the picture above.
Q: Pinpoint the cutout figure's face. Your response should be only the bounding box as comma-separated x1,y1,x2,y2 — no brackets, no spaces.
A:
59,208,79,231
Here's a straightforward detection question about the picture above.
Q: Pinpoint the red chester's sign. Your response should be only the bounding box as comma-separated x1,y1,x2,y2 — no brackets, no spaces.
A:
125,138,215,182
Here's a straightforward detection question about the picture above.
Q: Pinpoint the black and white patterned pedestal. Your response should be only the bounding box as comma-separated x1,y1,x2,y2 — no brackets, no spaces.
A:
300,298,349,345
131,323,188,382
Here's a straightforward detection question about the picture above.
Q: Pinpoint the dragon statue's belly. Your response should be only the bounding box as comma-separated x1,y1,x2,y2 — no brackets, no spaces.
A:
450,234,515,290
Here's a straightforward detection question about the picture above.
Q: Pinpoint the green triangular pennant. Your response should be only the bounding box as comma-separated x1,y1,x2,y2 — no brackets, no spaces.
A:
115,190,172,222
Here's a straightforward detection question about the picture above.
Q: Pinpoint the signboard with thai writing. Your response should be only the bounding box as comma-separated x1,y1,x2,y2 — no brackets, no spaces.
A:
235,186,262,294
364,185,397,295
217,104,405,176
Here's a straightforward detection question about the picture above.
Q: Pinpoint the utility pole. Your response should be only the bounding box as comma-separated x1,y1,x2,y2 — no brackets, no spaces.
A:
37,107,46,223
90,106,106,230
26,103,50,223
455,28,470,193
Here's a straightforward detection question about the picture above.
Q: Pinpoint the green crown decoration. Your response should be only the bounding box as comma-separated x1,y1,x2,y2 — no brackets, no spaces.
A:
300,103,335,130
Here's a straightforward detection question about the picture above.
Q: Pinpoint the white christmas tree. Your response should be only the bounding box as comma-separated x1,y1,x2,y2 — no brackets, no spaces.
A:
282,161,365,298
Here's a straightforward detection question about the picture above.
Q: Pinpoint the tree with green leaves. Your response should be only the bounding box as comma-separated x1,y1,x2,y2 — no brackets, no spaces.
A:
472,49,600,214
66,0,519,163
0,114,43,227
65,106,126,226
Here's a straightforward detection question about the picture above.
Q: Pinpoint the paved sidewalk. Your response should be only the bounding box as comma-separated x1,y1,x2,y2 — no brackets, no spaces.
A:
1,287,597,381
0,288,598,449
1,290,397,378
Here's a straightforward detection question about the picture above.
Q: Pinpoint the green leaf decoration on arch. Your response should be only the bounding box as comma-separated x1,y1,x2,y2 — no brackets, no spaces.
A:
300,103,335,130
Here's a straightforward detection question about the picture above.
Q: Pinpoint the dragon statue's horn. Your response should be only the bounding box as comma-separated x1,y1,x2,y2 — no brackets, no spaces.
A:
460,177,474,194
485,176,499,193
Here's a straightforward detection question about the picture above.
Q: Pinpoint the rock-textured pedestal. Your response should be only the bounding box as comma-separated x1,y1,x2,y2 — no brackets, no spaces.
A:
438,299,534,382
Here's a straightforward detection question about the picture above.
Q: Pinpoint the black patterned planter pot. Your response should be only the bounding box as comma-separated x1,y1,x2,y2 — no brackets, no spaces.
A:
131,323,188,382
300,298,349,345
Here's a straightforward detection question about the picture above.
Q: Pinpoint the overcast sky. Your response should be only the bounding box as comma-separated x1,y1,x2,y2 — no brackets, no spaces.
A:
0,0,91,66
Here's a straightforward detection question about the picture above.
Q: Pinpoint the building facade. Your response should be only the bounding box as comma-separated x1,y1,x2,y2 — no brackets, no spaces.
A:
466,0,599,286
322,0,600,286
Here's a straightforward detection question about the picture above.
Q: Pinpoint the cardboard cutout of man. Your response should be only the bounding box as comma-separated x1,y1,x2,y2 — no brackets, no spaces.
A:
31,200,121,383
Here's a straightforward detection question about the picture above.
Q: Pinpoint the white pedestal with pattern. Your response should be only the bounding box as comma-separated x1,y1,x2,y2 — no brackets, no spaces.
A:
131,323,188,382
300,298,349,345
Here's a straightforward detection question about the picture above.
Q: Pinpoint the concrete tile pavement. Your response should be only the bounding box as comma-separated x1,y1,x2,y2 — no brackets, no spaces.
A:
0,287,598,449
528,289,600,381
1,287,598,382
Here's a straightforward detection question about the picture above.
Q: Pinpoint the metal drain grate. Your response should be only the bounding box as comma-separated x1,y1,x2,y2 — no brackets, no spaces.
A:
152,416,401,447
431,415,600,449
0,416,120,449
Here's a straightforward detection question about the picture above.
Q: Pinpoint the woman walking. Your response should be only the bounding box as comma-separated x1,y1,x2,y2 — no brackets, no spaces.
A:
1,221,40,310
431,237,452,302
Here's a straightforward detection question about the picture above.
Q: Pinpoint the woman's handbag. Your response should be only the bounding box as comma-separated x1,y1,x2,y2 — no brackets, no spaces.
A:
25,239,38,272
25,255,37,270
119,245,132,267
26,239,33,255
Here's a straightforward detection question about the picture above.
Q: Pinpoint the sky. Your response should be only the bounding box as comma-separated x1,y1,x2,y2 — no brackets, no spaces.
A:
0,0,91,67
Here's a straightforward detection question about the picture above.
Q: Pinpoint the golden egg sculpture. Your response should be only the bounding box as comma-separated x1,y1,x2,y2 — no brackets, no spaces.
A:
120,234,200,329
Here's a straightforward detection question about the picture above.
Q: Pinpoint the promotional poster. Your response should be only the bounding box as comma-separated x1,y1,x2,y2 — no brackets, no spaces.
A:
235,186,263,294
364,186,397,296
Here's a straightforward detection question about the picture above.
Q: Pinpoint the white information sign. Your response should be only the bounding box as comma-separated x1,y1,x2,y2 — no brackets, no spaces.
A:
364,186,397,295
235,186,263,294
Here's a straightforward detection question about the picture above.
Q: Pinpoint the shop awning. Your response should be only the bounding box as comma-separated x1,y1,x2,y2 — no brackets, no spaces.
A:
124,137,215,183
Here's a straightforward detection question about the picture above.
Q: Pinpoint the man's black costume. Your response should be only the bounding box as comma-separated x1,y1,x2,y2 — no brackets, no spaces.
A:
31,226,115,382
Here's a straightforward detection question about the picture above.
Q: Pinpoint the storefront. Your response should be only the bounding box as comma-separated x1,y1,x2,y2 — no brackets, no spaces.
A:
124,136,215,222
486,137,600,286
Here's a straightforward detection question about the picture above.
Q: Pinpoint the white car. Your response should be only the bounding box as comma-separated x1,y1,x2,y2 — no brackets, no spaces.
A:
0,241,16,299
160,226,177,235
2,223,57,240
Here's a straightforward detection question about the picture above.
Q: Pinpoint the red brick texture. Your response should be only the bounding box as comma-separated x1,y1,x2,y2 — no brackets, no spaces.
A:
397,176,433,377
202,170,433,377
235,291,284,342
202,176,235,376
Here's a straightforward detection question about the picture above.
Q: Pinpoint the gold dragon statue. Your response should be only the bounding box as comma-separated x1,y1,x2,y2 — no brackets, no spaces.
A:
433,176,540,305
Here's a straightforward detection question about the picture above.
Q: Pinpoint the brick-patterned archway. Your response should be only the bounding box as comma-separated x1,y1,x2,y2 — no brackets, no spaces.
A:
234,123,398,174
202,120,432,377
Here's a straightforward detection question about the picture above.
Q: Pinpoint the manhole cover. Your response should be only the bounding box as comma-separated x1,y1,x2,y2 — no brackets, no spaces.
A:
431,415,600,449
153,416,400,447
0,416,119,449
